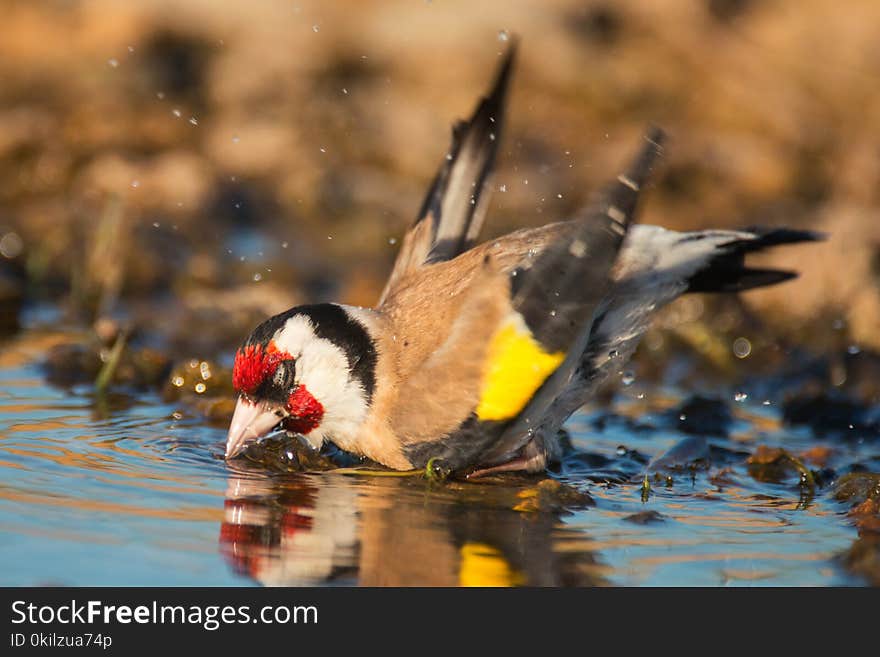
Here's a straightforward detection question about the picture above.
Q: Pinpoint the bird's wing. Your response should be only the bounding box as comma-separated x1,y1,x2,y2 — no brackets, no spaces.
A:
477,128,666,466
385,129,665,471
377,43,516,306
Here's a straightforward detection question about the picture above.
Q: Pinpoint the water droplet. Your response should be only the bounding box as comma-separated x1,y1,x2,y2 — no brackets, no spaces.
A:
616,445,627,456
679,413,687,421
172,376,184,387
171,411,183,420
253,273,262,282
194,382,207,394
549,310,557,317
319,147,326,153
498,30,509,42
847,344,861,355
621,371,635,386
234,201,242,209
388,237,397,245
312,24,320,32
281,241,289,249
734,392,748,402
152,221,160,228
130,180,140,188
0,232,23,259
733,337,751,359
156,91,165,100
523,179,529,185
108,58,119,68
232,135,240,144
499,184,507,192
199,362,212,380
172,109,182,118
557,193,563,199
636,393,645,400
762,399,772,406
187,116,198,126
127,46,135,53
489,132,496,141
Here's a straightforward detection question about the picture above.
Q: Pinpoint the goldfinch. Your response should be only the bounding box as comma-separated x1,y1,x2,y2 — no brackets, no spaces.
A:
225,42,822,477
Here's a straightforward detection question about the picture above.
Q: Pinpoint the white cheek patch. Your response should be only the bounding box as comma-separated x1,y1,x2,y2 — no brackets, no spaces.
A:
273,315,368,448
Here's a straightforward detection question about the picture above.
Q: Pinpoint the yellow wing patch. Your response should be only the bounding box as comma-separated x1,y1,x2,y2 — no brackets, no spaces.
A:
475,314,565,421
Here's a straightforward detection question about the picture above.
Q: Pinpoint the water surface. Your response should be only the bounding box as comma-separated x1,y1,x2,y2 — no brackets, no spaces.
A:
0,327,871,586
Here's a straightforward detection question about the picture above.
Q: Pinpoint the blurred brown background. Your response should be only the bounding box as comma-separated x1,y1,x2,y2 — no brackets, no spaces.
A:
1,0,878,356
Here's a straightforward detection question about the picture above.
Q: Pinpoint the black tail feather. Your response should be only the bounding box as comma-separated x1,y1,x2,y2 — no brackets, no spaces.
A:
687,227,824,293
422,40,517,264
726,227,827,253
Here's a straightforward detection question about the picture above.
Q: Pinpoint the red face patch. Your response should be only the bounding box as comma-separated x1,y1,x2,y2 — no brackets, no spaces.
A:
283,384,324,435
232,342,292,395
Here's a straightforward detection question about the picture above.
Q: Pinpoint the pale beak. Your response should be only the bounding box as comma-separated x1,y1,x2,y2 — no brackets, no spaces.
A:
225,396,287,459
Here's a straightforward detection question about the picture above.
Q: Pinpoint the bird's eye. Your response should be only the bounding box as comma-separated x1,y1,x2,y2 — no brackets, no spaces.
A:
273,359,295,389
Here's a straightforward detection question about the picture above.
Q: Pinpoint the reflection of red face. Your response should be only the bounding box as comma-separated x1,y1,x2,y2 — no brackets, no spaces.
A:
218,505,265,578
218,489,317,580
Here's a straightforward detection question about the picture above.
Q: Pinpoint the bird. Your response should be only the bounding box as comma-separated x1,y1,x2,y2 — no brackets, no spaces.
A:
225,41,822,478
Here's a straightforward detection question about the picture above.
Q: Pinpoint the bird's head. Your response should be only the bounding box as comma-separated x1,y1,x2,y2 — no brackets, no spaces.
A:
225,304,376,459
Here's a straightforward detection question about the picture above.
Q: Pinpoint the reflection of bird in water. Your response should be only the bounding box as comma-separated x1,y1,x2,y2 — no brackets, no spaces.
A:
220,473,359,585
224,40,822,478
219,469,605,586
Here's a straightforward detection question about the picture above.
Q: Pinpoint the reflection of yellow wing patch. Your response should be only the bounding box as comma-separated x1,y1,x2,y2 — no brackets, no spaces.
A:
459,542,524,587
475,314,565,421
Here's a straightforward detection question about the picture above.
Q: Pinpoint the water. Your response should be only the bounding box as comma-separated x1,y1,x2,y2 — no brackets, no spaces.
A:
0,328,870,586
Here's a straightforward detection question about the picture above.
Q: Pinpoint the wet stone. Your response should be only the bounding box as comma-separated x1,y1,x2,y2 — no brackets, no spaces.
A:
44,343,103,387
839,534,880,586
623,510,666,524
783,393,879,438
649,435,711,472
163,358,234,400
666,395,733,436
241,434,342,473
747,446,816,487
0,263,23,336
833,473,880,505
